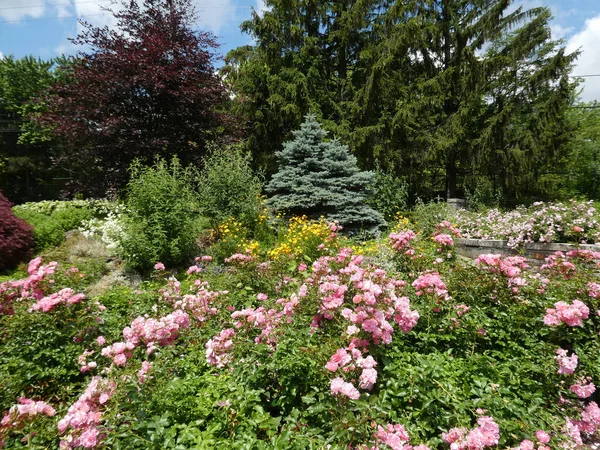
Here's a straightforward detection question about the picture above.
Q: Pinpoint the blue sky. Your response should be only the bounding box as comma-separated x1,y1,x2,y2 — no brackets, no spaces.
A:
1,0,599,101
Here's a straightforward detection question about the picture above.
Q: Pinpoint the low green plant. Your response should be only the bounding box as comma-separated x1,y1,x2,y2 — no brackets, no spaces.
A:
119,158,201,270
13,202,95,252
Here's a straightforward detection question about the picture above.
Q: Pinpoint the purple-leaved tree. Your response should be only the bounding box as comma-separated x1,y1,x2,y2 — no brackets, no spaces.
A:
38,0,236,195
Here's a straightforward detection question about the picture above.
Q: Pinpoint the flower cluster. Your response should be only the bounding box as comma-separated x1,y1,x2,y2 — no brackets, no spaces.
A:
442,416,500,450
326,339,377,396
29,288,86,313
586,282,600,299
268,216,340,259
224,253,255,265
0,257,57,315
412,272,450,301
389,230,417,254
79,204,128,251
205,328,236,368
58,376,116,448
101,309,189,368
570,377,596,399
566,401,600,445
543,300,589,327
475,254,529,293
330,377,360,400
1,397,56,436
556,348,578,375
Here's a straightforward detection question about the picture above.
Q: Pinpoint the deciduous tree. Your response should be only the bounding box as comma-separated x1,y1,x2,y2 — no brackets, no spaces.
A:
38,0,233,195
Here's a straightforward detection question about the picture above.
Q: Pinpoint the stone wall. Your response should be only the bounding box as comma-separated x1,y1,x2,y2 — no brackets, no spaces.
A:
455,238,600,263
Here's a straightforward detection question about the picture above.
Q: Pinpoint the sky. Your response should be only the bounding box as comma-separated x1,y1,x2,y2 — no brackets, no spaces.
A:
0,0,599,102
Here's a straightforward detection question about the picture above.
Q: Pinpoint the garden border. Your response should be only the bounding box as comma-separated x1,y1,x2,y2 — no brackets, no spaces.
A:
456,238,600,262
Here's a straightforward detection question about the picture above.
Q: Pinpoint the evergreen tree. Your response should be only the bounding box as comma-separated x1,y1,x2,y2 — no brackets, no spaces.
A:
266,115,385,234
228,0,578,204
223,0,378,172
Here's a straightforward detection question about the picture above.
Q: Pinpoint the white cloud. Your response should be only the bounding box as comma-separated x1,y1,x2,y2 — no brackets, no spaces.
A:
193,0,240,34
255,0,268,17
551,24,574,40
67,0,241,35
0,52,4,60
567,14,600,102
0,0,45,22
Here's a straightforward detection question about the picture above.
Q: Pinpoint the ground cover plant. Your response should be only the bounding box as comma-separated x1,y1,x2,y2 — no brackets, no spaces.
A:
12,200,115,253
2,209,600,449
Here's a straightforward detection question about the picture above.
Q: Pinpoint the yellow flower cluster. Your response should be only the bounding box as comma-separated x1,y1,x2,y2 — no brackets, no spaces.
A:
268,216,337,259
215,217,261,255
348,240,381,256
390,214,413,233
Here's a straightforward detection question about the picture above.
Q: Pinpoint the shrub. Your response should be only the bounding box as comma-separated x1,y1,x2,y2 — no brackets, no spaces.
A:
266,115,386,235
408,198,452,236
119,158,200,270
0,191,34,271
198,145,264,228
368,167,409,222
455,200,600,248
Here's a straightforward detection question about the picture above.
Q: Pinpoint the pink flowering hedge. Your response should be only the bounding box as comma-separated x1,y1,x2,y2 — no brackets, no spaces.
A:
2,220,600,449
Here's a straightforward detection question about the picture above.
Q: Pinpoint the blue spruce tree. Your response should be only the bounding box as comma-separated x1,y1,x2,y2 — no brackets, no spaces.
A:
266,115,386,235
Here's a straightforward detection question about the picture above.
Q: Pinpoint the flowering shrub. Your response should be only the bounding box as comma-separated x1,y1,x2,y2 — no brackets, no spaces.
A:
79,204,128,251
3,215,600,449
456,200,600,248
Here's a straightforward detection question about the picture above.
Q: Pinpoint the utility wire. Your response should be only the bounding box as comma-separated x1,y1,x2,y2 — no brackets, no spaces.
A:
0,0,112,10
0,0,253,9
0,5,253,24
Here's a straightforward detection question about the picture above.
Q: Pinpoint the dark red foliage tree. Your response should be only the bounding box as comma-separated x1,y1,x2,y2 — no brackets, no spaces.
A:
0,191,34,272
38,0,235,195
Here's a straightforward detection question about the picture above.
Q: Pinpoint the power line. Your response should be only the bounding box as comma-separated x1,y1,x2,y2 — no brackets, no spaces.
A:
0,0,111,10
0,5,253,23
572,74,600,78
0,12,108,23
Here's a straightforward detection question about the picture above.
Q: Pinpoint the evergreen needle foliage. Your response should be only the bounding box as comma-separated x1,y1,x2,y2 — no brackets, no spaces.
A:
266,115,385,235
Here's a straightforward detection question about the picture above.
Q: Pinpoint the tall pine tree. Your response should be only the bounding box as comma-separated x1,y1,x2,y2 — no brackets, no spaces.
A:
227,0,578,203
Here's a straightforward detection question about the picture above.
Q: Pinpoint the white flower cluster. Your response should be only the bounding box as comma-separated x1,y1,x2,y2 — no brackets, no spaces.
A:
79,204,128,251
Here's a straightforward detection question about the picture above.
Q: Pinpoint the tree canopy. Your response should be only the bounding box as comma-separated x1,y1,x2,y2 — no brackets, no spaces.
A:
0,56,70,203
225,0,579,204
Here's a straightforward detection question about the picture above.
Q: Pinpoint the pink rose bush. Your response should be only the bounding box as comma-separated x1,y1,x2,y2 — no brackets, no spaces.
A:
5,209,600,450
412,271,450,301
475,254,530,294
0,397,56,448
556,348,578,375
